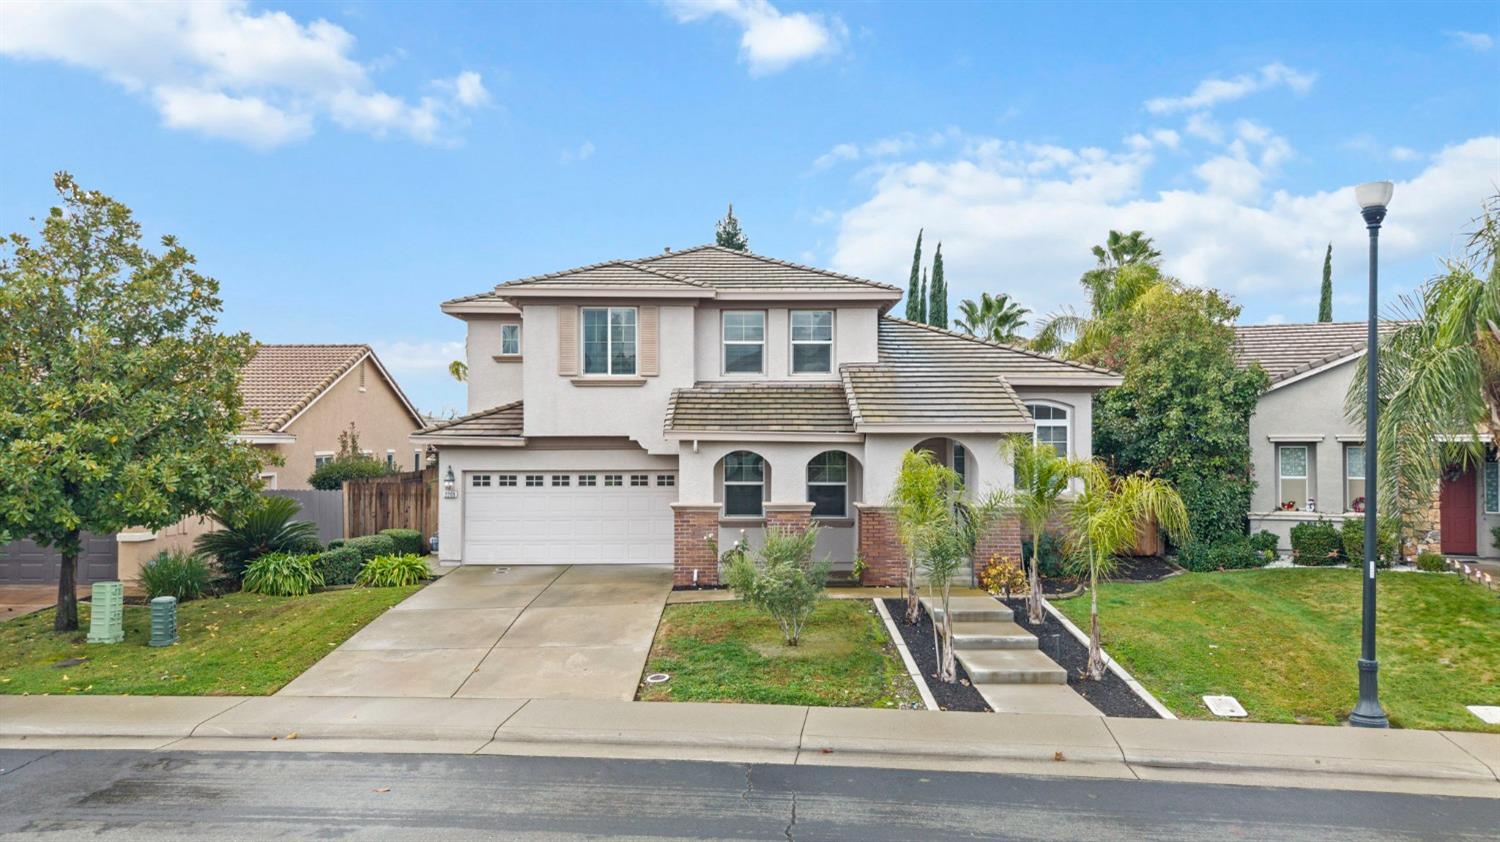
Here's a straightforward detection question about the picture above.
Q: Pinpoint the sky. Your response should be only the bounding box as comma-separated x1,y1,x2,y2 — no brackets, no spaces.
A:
2,0,1497,416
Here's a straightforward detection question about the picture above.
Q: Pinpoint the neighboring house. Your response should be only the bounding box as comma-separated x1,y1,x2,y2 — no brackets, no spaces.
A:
0,344,425,586
416,245,1120,586
1234,322,1498,559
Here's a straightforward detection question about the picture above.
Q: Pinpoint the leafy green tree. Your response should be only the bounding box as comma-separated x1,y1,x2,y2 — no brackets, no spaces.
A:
1348,195,1500,547
905,229,924,321
1063,463,1189,678
1319,243,1333,322
714,203,749,251
723,524,830,646
956,293,1030,343
1093,287,1268,560
0,173,265,630
928,243,948,328
1007,440,1090,623
1032,230,1170,360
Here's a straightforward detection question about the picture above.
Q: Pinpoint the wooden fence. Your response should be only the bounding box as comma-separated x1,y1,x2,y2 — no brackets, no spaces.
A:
344,467,439,545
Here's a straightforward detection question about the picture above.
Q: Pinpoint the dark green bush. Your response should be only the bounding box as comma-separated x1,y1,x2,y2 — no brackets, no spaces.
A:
1339,515,1399,569
139,550,211,602
307,456,391,490
1249,530,1281,559
1181,535,1266,572
1289,519,1344,566
327,539,345,549
242,552,322,597
1415,551,1447,573
1021,532,1068,578
379,528,423,556
194,495,320,581
357,553,430,588
346,534,397,562
313,546,363,586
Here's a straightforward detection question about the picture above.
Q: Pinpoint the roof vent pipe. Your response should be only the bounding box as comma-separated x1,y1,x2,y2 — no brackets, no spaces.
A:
664,246,672,253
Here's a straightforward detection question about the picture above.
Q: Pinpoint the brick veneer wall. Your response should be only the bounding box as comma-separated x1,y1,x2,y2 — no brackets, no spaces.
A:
855,504,907,586
975,513,1024,569
672,504,721,588
764,504,813,537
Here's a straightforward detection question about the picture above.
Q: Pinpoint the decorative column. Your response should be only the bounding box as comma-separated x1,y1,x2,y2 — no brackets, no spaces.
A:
854,503,906,586
671,503,721,588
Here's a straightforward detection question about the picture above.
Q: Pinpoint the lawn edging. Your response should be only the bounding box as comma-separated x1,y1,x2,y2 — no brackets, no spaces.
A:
872,598,938,711
1039,596,1177,720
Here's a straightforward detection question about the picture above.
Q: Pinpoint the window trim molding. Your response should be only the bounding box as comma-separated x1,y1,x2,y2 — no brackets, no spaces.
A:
722,450,767,518
806,450,849,519
789,309,835,375
1277,443,1312,509
580,305,639,376
1343,443,1366,513
1484,454,1499,515
720,309,767,376
1025,400,1072,458
499,322,522,357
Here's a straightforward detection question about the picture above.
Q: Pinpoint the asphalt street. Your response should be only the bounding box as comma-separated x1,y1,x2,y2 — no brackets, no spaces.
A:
0,749,1494,840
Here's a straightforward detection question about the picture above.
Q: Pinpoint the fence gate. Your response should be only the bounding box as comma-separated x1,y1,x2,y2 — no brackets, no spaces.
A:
343,467,439,544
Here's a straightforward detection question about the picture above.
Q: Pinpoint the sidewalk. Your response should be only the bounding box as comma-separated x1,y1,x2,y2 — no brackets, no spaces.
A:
3,695,1496,798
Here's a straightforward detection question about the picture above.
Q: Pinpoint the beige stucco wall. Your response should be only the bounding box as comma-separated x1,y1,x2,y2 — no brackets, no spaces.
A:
464,315,524,413
1248,359,1362,516
270,356,424,490
692,304,879,382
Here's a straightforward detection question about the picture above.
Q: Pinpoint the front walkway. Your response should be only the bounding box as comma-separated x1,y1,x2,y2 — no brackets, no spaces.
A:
277,564,672,700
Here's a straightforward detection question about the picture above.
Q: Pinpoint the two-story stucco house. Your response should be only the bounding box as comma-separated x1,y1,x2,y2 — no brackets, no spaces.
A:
414,245,1121,586
1234,322,1498,559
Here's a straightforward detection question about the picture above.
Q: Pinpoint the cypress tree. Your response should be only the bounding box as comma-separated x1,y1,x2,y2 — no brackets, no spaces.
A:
918,268,928,324
1318,243,1333,322
905,229,924,321
929,243,948,328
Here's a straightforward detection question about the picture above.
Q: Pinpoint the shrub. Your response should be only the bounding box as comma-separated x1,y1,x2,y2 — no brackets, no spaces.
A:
979,554,1027,598
313,546,363,586
307,455,392,490
242,552,322,596
379,528,423,556
1289,519,1344,566
1492,525,1500,554
346,534,397,562
1249,530,1281,560
357,553,430,588
327,539,345,549
1415,551,1447,573
1181,535,1267,572
723,525,830,646
194,495,320,581
1339,515,1399,569
1021,531,1068,578
139,550,211,602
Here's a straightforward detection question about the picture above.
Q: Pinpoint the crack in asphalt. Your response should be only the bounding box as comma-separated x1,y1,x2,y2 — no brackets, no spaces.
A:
784,792,796,841
0,750,58,778
741,765,753,801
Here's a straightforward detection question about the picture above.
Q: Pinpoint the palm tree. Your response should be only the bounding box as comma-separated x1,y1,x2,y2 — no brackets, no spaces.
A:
1064,462,1189,679
1008,439,1090,624
889,450,957,627
955,293,1031,343
1349,195,1500,544
194,495,320,580
1031,230,1172,361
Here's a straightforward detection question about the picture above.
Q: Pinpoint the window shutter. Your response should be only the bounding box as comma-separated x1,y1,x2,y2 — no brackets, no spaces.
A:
640,306,659,376
557,305,578,376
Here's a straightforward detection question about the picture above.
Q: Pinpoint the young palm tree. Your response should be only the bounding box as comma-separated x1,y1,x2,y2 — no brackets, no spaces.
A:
955,293,1031,343
889,450,957,626
1349,196,1500,542
1007,439,1090,623
1064,462,1189,679
1031,230,1172,360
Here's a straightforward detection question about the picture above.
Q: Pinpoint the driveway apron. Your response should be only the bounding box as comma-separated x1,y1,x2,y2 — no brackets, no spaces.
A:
277,564,672,701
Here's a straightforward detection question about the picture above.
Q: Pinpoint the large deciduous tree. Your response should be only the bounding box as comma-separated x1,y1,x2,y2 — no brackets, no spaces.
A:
0,173,265,630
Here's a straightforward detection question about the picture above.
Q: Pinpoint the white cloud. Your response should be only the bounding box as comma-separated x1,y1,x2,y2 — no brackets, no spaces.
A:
1185,112,1224,143
0,1,488,148
560,140,596,163
1446,30,1494,51
1150,128,1181,150
828,133,1497,327
664,0,846,75
1145,62,1316,114
811,131,956,170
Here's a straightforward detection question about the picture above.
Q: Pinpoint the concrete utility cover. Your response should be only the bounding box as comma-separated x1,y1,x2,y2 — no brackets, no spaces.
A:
1467,705,1500,725
1203,695,1247,717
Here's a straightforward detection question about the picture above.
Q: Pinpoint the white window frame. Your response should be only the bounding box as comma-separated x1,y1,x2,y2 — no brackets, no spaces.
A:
1344,443,1366,512
721,310,766,375
472,474,492,488
806,451,848,519
1025,401,1071,458
630,474,649,487
314,451,335,469
525,474,544,487
497,475,517,487
723,451,765,518
500,323,521,356
581,306,638,376
604,474,623,487
1278,444,1311,510
258,472,278,490
578,474,597,487
551,474,570,487
790,310,834,374
656,474,675,487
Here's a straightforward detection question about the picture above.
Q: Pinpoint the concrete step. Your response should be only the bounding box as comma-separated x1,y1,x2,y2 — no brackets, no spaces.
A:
972,683,1101,716
921,596,1012,624
950,621,1037,650
956,648,1068,685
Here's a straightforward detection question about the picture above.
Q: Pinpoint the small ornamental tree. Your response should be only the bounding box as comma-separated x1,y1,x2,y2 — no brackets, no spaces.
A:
715,203,749,251
0,173,266,630
306,422,391,489
723,524,829,646
1008,439,1090,623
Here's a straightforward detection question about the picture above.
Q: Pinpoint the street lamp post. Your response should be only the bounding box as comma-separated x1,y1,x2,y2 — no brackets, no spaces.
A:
1350,180,1393,729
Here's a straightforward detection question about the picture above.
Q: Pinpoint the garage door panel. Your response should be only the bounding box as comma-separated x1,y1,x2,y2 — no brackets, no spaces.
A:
462,471,676,565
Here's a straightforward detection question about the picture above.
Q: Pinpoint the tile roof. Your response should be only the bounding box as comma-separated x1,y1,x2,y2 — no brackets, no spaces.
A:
665,383,855,434
500,260,705,291
1232,322,1394,384
414,401,525,439
637,245,901,293
240,344,372,434
876,318,1122,384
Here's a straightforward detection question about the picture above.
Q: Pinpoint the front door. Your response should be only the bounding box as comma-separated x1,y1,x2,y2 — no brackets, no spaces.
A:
1440,466,1478,555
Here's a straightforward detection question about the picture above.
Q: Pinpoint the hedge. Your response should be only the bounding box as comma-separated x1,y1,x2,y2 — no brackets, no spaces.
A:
1339,515,1399,569
346,534,398,562
314,546,364,586
379,528,424,556
1289,519,1344,566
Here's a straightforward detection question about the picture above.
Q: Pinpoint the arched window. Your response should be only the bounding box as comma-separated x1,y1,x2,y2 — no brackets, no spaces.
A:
723,451,765,517
1027,402,1070,458
807,451,848,518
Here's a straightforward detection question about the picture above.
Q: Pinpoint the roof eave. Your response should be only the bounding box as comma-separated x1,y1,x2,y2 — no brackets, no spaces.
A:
497,286,717,299
1006,374,1124,388
1263,349,1366,392
855,422,1035,435
664,430,862,443
440,299,522,316
409,434,527,446
712,289,903,303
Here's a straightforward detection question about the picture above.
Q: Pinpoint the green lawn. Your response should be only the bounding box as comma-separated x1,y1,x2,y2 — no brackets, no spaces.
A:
0,586,418,696
1055,568,1500,732
638,599,921,708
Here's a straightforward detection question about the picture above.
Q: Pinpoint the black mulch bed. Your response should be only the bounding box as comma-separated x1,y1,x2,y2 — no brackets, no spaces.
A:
1036,555,1182,593
1004,597,1160,719
880,598,990,713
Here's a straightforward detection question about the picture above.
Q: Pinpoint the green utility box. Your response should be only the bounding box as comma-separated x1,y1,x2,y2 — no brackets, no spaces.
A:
86,581,125,644
148,596,179,647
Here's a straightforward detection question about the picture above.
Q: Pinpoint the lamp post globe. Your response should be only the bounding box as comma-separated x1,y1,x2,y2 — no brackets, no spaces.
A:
1350,181,1392,729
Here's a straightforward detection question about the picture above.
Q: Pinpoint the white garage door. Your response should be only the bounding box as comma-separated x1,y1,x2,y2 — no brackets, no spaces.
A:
462,471,677,565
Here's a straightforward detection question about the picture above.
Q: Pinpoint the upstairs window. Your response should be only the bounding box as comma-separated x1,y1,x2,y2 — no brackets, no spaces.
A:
791,311,834,373
582,307,637,375
723,451,765,517
500,323,521,356
807,451,848,518
722,311,765,374
1026,402,1069,458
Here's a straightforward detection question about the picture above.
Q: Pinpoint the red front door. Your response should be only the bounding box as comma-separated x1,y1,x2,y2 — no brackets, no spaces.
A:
1440,467,1478,555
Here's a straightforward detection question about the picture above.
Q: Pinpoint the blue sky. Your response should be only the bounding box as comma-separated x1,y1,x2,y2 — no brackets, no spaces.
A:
3,1,1497,415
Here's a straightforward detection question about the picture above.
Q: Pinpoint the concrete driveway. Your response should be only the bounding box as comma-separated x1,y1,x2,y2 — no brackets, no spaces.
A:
277,564,672,701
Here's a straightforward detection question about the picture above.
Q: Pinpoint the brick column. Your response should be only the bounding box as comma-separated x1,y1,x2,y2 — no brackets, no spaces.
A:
975,513,1023,569
672,504,721,588
764,502,814,538
855,503,907,586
